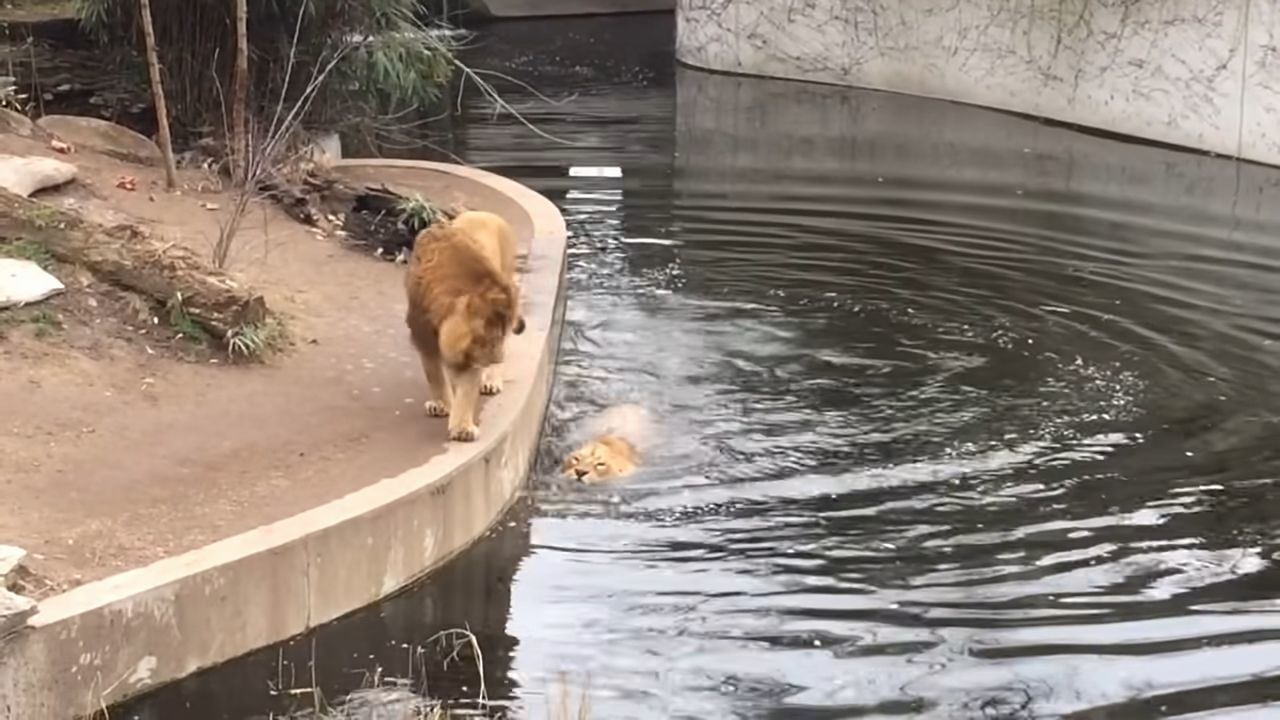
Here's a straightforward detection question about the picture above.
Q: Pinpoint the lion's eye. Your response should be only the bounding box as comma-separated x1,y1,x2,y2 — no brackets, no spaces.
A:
595,462,608,470
569,456,580,465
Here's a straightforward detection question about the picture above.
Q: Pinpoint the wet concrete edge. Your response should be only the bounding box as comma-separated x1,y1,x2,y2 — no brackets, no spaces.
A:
673,3,1280,168
0,159,568,719
467,0,673,19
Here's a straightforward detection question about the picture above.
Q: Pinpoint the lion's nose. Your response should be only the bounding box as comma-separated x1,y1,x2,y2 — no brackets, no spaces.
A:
574,468,589,481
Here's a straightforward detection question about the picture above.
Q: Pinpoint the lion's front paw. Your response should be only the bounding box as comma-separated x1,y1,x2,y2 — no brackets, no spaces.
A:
449,423,479,442
424,400,450,417
480,378,503,396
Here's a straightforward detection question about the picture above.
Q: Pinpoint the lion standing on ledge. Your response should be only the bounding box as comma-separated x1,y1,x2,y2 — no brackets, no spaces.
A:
405,210,526,442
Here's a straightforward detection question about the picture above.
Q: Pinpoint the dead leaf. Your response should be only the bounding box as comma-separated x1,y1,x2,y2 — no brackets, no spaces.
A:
49,138,73,154
200,202,220,211
115,175,138,191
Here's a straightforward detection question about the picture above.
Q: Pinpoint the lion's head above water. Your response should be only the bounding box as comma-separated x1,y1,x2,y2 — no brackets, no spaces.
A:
561,435,638,483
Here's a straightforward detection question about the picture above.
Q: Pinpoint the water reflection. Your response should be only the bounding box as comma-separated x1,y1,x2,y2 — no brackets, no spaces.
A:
509,34,1280,720
115,500,532,719
122,12,1280,720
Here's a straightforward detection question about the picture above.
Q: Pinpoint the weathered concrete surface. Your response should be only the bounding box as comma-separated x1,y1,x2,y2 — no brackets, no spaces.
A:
0,159,567,718
35,115,162,166
469,0,672,18
677,0,1280,166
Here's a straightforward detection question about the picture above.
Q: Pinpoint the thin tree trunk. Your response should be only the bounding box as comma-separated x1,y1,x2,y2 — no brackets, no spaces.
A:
138,0,179,191
230,0,249,185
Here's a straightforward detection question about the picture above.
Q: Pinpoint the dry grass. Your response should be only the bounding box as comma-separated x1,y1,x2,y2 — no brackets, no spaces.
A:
547,673,592,720
81,628,593,719
267,629,513,720
274,631,595,720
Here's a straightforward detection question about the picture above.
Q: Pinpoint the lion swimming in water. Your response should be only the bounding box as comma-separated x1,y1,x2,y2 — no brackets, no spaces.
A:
562,404,653,483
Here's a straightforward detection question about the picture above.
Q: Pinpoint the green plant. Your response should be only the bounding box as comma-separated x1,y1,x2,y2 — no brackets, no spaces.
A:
225,315,288,360
29,308,63,337
72,0,458,136
165,292,211,344
0,238,54,267
21,204,63,231
395,193,444,234
0,305,63,341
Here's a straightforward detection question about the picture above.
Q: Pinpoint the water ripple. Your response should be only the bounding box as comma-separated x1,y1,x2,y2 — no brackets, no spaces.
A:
491,53,1280,720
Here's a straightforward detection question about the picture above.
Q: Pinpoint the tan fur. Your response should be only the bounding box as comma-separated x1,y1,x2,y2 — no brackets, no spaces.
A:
405,210,525,442
447,210,525,394
562,435,638,484
562,404,652,483
450,210,519,281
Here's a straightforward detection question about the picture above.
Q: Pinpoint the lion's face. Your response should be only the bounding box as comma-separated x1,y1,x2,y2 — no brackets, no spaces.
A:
561,437,637,484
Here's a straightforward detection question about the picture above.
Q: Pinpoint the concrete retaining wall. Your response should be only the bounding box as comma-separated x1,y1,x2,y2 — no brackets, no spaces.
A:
676,0,1280,166
469,0,673,18
0,160,567,719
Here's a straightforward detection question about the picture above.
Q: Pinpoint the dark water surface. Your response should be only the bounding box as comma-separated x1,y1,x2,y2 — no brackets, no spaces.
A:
120,13,1280,720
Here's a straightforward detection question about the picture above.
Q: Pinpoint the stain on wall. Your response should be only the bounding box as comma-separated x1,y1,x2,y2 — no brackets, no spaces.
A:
678,0,1280,165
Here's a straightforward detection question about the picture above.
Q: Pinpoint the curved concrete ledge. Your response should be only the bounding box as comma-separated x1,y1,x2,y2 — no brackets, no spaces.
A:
676,0,1280,166
0,160,568,718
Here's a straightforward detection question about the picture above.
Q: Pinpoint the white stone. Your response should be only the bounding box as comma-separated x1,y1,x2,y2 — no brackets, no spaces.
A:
0,155,77,197
0,258,65,309
0,545,25,582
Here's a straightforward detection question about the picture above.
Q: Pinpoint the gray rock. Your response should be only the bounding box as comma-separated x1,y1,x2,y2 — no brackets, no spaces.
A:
35,115,161,166
0,545,24,583
0,108,37,137
0,589,35,638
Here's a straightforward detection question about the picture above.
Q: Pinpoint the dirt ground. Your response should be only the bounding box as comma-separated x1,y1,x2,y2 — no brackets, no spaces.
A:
0,130,490,595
